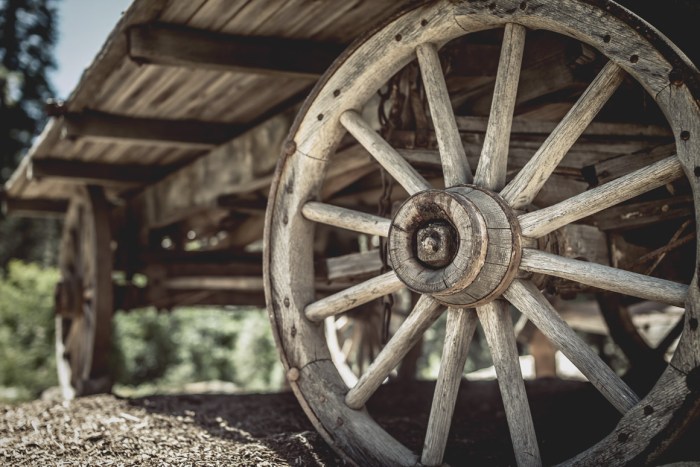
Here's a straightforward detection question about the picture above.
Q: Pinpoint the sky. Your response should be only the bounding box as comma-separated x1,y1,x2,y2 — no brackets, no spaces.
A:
51,0,134,99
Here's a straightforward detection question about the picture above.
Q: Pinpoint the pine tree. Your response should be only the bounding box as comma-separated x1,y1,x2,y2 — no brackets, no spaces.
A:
0,0,59,267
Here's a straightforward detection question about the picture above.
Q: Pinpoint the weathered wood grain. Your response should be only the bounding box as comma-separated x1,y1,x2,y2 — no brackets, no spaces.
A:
500,61,625,208
302,202,391,238
421,307,477,466
304,271,404,322
477,301,541,467
474,23,526,191
417,42,472,187
128,23,343,78
345,295,444,409
519,156,684,238
520,249,688,307
340,110,431,195
504,279,639,414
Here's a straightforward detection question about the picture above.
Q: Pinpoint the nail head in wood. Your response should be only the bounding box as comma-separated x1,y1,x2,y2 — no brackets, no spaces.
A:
287,367,300,382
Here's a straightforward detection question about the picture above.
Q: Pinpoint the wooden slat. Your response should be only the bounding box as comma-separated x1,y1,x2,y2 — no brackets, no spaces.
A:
589,196,693,231
455,116,672,139
128,111,291,234
128,23,344,78
29,158,166,186
63,111,243,148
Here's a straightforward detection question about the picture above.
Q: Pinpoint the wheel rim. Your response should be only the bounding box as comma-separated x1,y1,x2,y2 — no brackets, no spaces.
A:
264,1,700,465
55,185,113,398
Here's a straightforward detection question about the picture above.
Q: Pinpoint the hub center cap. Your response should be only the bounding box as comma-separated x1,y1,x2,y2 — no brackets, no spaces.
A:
389,186,521,307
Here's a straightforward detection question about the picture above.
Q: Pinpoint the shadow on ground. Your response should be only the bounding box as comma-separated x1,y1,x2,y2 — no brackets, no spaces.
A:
128,379,700,466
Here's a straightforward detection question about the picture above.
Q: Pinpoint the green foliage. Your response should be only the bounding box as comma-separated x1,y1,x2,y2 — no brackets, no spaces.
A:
0,260,58,400
112,307,285,394
0,0,60,268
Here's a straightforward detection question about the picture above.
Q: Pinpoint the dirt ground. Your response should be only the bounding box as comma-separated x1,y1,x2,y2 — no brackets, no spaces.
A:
1,379,699,466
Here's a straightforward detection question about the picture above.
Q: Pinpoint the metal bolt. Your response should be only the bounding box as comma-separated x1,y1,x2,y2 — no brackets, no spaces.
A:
287,367,300,382
416,222,458,268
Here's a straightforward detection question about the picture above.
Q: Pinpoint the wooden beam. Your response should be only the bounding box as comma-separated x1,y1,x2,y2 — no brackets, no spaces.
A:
128,111,292,238
2,197,68,217
63,111,243,148
128,23,344,79
29,158,166,186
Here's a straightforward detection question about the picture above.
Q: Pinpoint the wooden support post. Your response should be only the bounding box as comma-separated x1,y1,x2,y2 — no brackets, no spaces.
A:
128,23,343,79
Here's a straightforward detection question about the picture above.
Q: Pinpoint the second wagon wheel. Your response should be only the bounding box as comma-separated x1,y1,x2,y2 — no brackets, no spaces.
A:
55,185,113,399
264,0,700,465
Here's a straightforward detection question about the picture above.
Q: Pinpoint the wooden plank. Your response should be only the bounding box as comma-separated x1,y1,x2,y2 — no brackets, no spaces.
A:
63,111,243,148
456,115,672,139
66,0,170,112
128,111,291,235
1,196,68,217
128,23,344,79
589,195,693,231
29,158,166,186
584,143,675,185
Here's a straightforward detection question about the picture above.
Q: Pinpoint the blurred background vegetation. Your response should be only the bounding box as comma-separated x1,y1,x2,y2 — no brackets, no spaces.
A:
0,260,287,403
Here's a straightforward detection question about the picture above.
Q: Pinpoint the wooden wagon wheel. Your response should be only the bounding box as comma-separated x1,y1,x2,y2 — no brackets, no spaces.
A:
264,0,700,465
55,185,113,399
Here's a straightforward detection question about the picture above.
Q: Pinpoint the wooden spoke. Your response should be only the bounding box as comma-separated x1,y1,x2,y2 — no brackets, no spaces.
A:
474,23,526,191
477,301,541,467
416,43,473,186
340,110,431,194
422,308,478,466
520,249,688,308
519,156,684,238
500,61,625,208
345,295,443,409
304,271,404,322
504,279,639,414
302,201,391,237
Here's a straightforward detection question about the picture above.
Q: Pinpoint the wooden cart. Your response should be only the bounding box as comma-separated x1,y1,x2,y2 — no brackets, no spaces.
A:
2,0,699,464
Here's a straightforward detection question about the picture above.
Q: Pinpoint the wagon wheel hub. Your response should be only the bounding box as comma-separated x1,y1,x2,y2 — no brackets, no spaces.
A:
389,185,521,307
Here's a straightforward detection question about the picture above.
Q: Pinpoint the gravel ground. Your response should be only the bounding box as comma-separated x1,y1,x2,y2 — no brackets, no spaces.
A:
1,380,699,466
0,392,342,466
